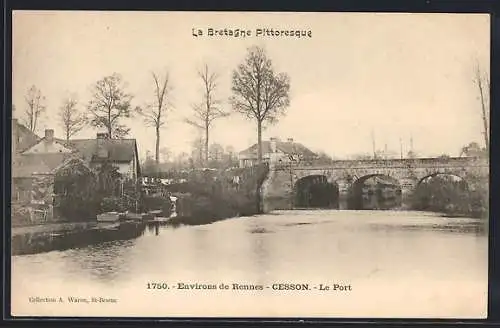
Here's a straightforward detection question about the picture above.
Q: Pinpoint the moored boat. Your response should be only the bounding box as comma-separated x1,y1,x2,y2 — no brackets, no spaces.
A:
148,210,163,217
97,212,121,222
152,217,171,223
120,212,143,221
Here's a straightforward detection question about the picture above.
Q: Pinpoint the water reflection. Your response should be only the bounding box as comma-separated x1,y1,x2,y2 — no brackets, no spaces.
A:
12,210,487,309
60,239,138,282
12,222,146,256
248,222,272,285
192,228,214,276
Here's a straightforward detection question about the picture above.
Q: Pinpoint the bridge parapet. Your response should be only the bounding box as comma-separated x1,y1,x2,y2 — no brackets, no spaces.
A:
273,156,488,171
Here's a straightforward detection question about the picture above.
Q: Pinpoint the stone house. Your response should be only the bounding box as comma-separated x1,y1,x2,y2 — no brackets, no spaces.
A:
12,124,141,225
238,137,317,168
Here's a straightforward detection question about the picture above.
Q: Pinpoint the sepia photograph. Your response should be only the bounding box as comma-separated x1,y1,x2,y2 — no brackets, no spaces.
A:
10,11,489,318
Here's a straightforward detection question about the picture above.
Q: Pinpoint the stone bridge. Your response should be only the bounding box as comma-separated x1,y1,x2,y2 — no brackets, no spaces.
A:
261,156,489,211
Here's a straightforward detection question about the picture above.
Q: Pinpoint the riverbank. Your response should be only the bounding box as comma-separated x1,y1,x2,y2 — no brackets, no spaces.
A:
12,221,102,237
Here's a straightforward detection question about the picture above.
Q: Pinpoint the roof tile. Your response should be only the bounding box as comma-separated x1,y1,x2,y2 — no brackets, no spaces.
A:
65,138,137,164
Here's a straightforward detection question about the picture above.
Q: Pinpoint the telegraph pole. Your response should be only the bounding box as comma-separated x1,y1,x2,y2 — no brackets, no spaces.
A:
371,129,376,159
399,137,403,159
409,134,414,158
475,64,489,151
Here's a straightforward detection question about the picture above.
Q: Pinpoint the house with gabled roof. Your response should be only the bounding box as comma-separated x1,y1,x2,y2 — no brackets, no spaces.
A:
65,132,141,181
238,137,318,168
12,122,141,224
19,130,141,181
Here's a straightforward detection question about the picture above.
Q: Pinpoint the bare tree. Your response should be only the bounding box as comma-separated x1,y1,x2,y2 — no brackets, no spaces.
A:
230,46,291,164
190,134,205,168
88,73,133,139
185,63,228,164
473,62,490,151
23,85,46,133
58,95,86,142
137,70,172,165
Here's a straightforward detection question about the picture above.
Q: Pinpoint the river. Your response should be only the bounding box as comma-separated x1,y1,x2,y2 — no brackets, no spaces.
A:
11,210,488,318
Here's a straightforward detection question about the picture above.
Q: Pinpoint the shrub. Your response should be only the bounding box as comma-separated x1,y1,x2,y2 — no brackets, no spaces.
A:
142,195,172,216
100,196,127,213
410,176,488,218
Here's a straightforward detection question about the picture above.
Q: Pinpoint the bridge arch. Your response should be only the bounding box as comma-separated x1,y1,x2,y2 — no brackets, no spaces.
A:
417,172,468,188
293,174,339,209
413,172,470,213
349,174,402,210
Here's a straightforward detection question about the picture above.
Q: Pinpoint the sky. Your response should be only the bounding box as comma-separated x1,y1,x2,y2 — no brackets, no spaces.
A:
12,11,490,160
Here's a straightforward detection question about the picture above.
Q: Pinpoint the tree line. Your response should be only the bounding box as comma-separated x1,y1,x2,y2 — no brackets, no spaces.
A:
16,49,488,166
16,45,291,170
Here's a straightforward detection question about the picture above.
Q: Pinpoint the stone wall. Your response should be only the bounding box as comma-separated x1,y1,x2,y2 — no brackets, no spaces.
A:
12,177,33,204
12,159,100,226
11,174,57,226
261,169,294,211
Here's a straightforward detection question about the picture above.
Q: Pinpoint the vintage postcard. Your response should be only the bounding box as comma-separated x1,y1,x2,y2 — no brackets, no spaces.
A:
10,11,489,318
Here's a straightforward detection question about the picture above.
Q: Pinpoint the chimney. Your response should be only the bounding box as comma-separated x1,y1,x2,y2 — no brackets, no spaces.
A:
96,132,109,158
270,137,278,153
45,129,54,143
287,138,294,143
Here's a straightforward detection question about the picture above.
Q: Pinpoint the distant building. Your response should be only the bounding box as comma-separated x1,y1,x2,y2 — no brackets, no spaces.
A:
238,137,317,168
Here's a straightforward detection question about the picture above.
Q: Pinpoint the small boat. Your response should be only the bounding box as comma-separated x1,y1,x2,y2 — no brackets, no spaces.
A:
95,222,120,229
100,224,121,231
97,212,121,222
148,210,163,217
153,217,171,223
121,212,143,221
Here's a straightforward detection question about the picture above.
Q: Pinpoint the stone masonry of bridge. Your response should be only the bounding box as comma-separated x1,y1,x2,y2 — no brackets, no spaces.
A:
261,157,489,211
